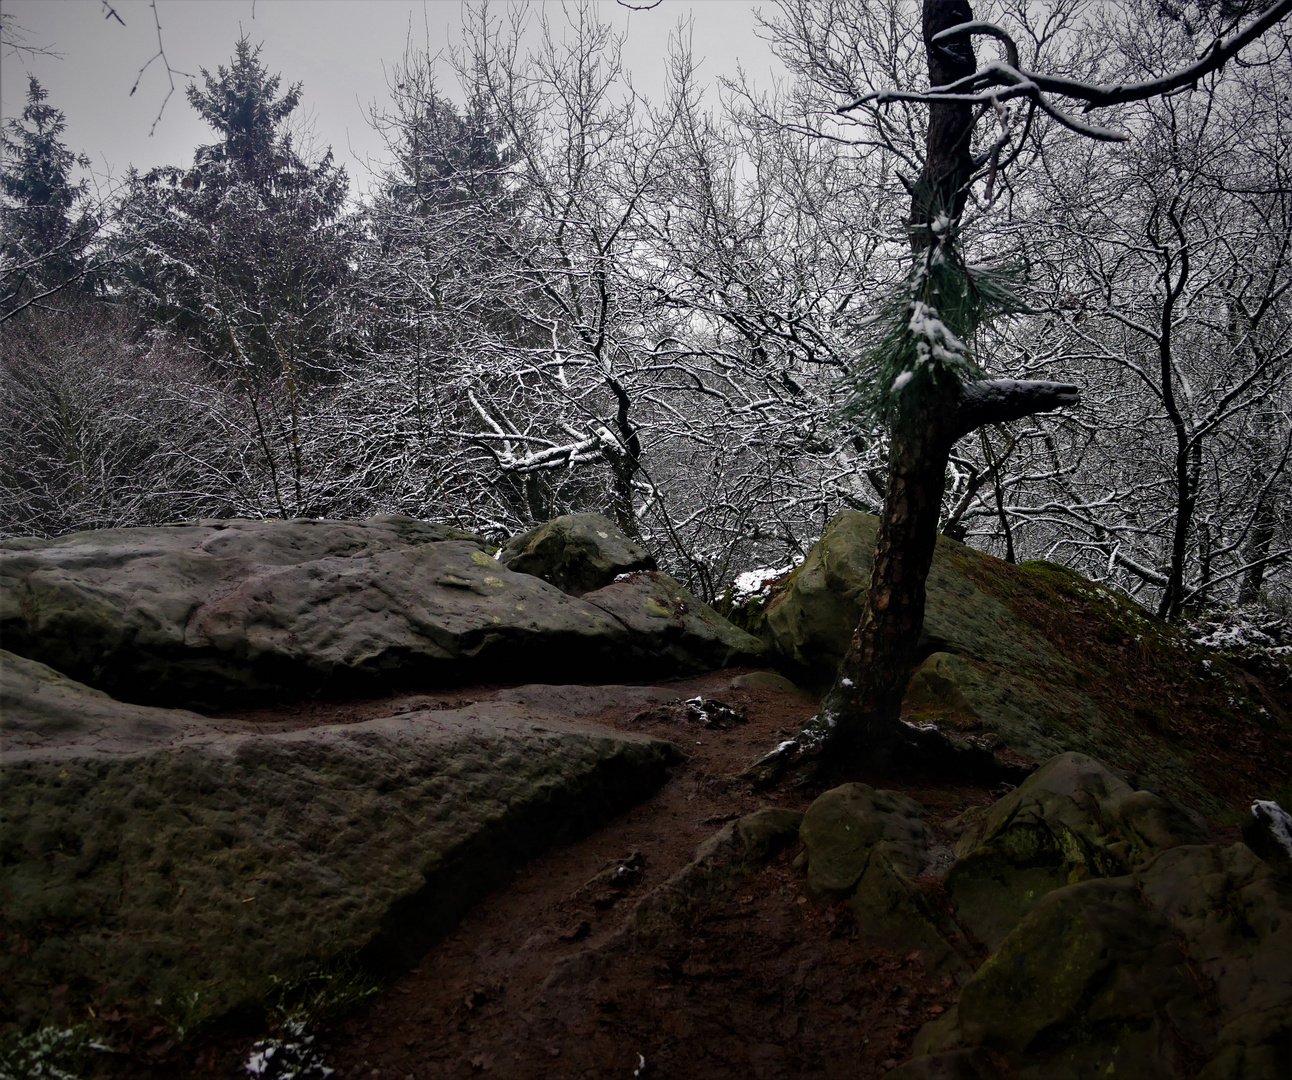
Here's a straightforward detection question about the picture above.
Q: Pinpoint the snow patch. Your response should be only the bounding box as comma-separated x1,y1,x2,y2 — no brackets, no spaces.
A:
1251,800,1292,863
731,558,803,604
244,1018,333,1078
907,300,969,369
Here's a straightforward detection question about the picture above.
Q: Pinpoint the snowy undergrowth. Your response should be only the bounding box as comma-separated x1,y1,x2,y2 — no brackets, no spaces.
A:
0,1025,112,1080
244,1017,333,1079
242,957,379,1079
1189,608,1292,670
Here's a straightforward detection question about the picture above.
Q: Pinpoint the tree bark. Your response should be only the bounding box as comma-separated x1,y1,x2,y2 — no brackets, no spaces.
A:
816,379,1078,754
748,379,1077,783
745,2,1081,786
813,387,959,765
909,0,977,247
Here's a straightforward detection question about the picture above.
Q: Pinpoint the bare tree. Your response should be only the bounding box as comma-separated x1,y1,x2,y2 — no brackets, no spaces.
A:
750,0,1292,783
970,5,1292,616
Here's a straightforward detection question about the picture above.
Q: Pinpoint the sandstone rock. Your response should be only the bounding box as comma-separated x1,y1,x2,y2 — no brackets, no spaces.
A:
900,759,1292,1080
500,512,655,595
799,784,969,973
903,651,1094,764
1138,843,1292,1078
889,1046,1011,1079
0,516,761,710
727,670,811,696
579,571,765,676
799,784,933,896
955,876,1206,1078
946,751,1206,950
907,841,1292,1079
0,649,219,754
757,510,1236,817
0,657,683,1031
761,511,1056,681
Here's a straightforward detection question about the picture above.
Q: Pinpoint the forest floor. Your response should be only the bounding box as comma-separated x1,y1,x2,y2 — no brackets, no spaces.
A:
90,670,1015,1080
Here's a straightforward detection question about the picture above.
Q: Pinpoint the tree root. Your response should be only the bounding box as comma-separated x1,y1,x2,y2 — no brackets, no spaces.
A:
741,712,1033,791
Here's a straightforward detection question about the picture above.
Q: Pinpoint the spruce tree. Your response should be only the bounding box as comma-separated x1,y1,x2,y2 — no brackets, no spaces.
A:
117,37,351,383
0,77,97,317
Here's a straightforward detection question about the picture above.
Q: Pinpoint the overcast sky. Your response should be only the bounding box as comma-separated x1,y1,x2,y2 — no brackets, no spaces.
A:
0,0,777,199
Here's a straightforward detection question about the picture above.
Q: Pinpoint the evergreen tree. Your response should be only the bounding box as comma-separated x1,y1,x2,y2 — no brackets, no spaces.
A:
117,37,352,383
0,77,98,318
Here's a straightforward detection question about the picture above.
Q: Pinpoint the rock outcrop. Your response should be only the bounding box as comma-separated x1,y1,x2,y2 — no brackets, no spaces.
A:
799,784,970,974
499,512,656,595
0,649,684,1031
758,510,1284,817
804,755,1292,1080
0,516,761,710
903,839,1292,1079
944,752,1207,949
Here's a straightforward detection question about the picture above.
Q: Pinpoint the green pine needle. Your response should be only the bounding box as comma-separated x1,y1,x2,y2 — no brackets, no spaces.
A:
837,234,1024,425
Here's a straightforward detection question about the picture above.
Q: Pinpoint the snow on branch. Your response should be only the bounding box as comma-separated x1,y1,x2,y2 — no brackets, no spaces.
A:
844,0,1292,142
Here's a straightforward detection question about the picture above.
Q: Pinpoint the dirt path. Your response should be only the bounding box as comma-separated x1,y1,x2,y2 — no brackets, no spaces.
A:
105,671,1001,1080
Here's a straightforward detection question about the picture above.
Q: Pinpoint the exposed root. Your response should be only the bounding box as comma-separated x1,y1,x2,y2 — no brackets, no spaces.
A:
742,711,1033,790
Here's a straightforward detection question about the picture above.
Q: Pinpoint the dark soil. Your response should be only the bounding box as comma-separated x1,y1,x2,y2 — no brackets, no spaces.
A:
89,670,999,1080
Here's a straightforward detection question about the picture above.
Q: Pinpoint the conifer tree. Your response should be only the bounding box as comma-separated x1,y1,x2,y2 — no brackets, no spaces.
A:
117,37,351,383
0,77,98,318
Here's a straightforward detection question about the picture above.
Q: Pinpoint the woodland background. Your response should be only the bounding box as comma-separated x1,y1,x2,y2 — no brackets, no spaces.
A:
2,0,1289,626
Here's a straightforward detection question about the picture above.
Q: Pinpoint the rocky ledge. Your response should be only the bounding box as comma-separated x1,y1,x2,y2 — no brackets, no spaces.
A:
1,647,684,1032
0,514,761,710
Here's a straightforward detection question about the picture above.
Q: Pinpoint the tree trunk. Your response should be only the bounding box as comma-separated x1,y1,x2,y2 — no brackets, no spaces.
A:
814,391,957,763
744,0,1082,786
909,0,977,247
747,379,1077,784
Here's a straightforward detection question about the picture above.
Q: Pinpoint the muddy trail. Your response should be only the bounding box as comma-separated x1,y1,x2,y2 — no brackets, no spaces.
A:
93,670,1004,1080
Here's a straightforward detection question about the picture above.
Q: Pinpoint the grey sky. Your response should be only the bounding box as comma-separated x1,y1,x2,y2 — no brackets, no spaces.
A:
0,0,775,199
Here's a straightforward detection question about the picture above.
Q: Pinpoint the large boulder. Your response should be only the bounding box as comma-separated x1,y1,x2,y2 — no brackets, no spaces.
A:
890,752,1292,1079
945,751,1206,949
901,842,1292,1080
799,783,935,896
762,511,1055,679
1,649,215,754
758,510,1288,818
0,650,684,1031
500,512,655,595
0,516,761,710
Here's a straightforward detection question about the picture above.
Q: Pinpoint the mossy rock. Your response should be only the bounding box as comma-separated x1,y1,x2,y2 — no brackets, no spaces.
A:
0,516,760,711
0,653,683,1033
499,513,656,596
902,840,1292,1079
799,784,971,974
799,783,933,897
946,752,1206,950
757,511,1291,820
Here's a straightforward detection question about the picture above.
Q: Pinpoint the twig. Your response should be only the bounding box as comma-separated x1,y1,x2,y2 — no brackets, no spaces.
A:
123,0,195,136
